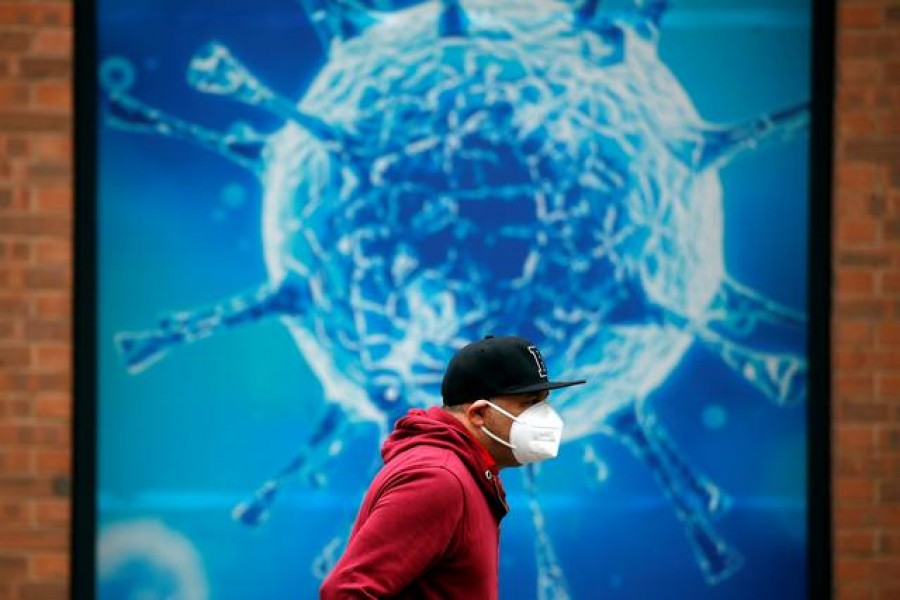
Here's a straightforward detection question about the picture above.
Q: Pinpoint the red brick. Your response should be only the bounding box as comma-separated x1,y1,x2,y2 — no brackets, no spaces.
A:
0,30,31,52
836,455,900,477
0,500,33,526
33,239,70,263
840,4,885,29
880,533,900,555
31,135,70,162
33,295,69,318
838,424,877,451
836,321,875,344
839,59,883,82
842,401,891,423
0,111,69,133
0,240,31,262
0,396,31,419
886,61,900,81
839,113,881,136
33,393,69,420
839,585,876,600
836,348,870,370
0,186,12,208
6,136,29,157
870,350,900,370
881,481,900,503
877,323,900,346
0,214,70,237
31,186,70,212
0,186,28,210
31,29,70,55
837,163,883,190
18,57,69,79
838,250,892,267
33,344,69,369
878,375,900,400
837,478,878,505
29,553,68,580
839,32,899,57
19,581,67,600
838,218,881,245
884,218,900,240
0,5,71,27
838,557,878,583
0,371,69,394
837,374,877,398
835,299,891,320
0,318,23,340
886,115,900,136
0,345,30,368
846,140,900,164
0,82,30,106
0,295,28,317
27,161,70,183
0,476,53,500
0,554,28,582
24,266,71,290
34,450,69,475
34,500,67,527
892,166,900,188
0,448,32,472
33,81,70,110
840,531,879,555
877,427,900,452
23,318,69,341
884,273,900,294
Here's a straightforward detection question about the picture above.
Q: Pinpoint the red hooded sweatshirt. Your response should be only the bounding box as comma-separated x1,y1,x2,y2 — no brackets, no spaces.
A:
319,407,509,599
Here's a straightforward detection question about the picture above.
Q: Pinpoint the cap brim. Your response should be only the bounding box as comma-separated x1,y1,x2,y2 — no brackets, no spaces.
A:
501,379,587,395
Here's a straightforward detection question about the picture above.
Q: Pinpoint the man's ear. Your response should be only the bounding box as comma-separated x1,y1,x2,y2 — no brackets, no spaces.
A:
466,400,488,428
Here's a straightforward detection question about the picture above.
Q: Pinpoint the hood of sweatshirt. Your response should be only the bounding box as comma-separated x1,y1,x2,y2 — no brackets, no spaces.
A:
382,407,509,519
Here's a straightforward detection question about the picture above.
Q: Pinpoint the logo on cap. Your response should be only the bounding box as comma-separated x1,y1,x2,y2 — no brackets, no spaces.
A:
527,345,548,379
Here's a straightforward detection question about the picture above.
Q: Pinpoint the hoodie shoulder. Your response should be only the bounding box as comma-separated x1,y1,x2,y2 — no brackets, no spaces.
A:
380,445,479,496
386,442,467,474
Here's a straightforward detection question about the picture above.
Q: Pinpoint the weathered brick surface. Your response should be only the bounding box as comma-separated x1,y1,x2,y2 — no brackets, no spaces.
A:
834,1,900,597
0,2,72,598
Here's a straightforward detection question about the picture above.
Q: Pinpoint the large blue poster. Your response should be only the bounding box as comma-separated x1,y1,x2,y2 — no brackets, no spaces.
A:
95,1,811,598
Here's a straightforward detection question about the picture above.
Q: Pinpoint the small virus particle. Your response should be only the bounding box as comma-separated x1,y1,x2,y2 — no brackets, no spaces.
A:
99,56,136,93
98,520,209,600
702,404,728,430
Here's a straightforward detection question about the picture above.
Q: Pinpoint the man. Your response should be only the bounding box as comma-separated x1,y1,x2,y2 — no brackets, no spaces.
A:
320,335,586,599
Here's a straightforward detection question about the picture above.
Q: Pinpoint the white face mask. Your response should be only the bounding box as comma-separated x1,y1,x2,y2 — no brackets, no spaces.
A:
477,399,564,464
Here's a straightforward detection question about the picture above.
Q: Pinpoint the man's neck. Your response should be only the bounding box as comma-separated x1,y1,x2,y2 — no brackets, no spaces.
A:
443,407,505,469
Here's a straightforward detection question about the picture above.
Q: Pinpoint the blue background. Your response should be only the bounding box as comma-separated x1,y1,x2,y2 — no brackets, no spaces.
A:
96,1,811,598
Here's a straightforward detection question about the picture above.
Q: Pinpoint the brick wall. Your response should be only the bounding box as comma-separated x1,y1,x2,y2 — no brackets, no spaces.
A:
833,1,900,598
0,0,897,599
0,1,73,599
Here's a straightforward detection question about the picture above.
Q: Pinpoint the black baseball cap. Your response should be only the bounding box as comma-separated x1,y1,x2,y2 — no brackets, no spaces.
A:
441,335,586,406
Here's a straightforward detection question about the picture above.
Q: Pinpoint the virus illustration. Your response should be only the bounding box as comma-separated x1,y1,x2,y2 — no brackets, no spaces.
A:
102,0,809,594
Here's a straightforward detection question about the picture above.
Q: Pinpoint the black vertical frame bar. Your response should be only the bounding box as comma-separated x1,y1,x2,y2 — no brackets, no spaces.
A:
807,0,836,598
72,0,98,597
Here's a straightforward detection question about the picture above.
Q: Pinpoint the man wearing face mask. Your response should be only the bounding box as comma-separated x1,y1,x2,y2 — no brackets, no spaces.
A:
320,335,585,599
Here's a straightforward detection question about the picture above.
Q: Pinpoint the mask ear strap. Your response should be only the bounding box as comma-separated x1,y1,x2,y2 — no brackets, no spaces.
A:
473,399,518,450
476,399,518,422
481,425,516,450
